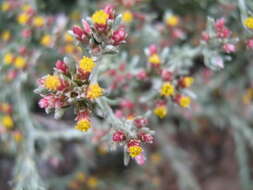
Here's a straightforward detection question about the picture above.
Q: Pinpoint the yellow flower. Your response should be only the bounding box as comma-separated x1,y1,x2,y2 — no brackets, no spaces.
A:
17,12,30,25
75,119,91,132
122,11,133,23
79,56,95,73
160,82,175,96
87,83,103,99
64,44,75,54
1,115,14,129
75,172,86,181
43,75,61,91
3,53,13,64
1,30,11,41
87,177,99,188
64,33,74,43
14,56,26,69
40,35,52,47
181,77,194,88
128,145,143,158
13,131,23,142
1,103,11,113
154,105,167,118
179,96,191,108
166,15,179,27
91,10,109,25
242,88,253,104
1,2,10,11
32,16,46,27
244,17,253,29
148,54,161,65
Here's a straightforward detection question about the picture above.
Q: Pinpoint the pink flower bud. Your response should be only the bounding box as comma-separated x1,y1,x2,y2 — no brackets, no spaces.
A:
55,60,68,74
223,43,236,53
172,28,184,39
115,109,124,118
39,97,49,109
201,32,209,42
81,19,92,35
112,27,127,45
18,46,28,56
135,153,146,165
215,18,225,31
148,44,158,55
136,70,148,80
57,79,69,91
161,69,173,81
103,4,115,19
134,118,148,128
138,133,154,143
120,99,134,110
72,25,86,41
112,131,126,142
127,139,141,147
21,29,32,38
76,111,89,121
247,39,253,49
217,27,231,38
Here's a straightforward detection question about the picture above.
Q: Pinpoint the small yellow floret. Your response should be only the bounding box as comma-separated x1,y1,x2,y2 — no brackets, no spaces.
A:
243,88,253,104
64,33,74,42
87,83,103,99
128,145,143,158
14,56,26,69
79,56,95,72
91,10,109,25
1,115,13,129
1,30,11,41
166,15,179,27
3,53,13,64
44,75,61,91
13,131,23,142
154,105,167,118
244,17,253,29
32,16,45,27
87,177,99,188
75,119,91,132
122,11,133,23
160,82,175,96
148,54,161,65
179,96,191,108
1,2,10,11
182,77,194,88
40,35,52,47
17,12,30,25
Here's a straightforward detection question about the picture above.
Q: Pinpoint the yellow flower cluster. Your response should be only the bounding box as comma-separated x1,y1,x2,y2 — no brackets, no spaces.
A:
179,96,191,108
1,30,11,41
1,2,10,12
79,56,95,72
17,12,30,25
40,35,52,47
14,56,26,69
1,115,14,129
244,17,253,29
86,83,103,99
64,33,74,43
160,82,175,96
75,119,91,132
148,54,161,65
44,75,61,91
181,77,194,88
32,16,46,27
166,15,179,27
91,10,109,25
122,11,133,23
3,53,13,64
153,105,167,118
128,145,143,158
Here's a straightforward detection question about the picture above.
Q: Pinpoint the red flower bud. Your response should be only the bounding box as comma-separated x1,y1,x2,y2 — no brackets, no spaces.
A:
104,4,115,19
72,25,86,41
138,133,154,144
127,139,141,147
112,131,126,142
134,118,148,128
111,27,127,45
148,44,158,55
55,60,68,74
81,19,92,35
161,69,173,81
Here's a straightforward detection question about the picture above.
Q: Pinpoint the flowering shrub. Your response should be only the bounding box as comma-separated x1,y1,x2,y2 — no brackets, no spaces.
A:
1,0,253,190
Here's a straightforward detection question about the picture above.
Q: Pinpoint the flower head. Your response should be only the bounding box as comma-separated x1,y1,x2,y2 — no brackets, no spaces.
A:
176,95,191,108
122,11,133,23
87,83,103,99
1,115,14,129
32,16,46,27
17,12,30,25
148,54,161,65
179,77,194,88
75,119,91,132
40,35,52,47
43,75,61,91
3,53,13,65
79,56,95,73
14,56,26,69
244,17,253,29
160,82,175,96
166,15,179,27
1,30,11,41
128,145,143,158
91,10,109,25
153,105,167,118
1,2,11,12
